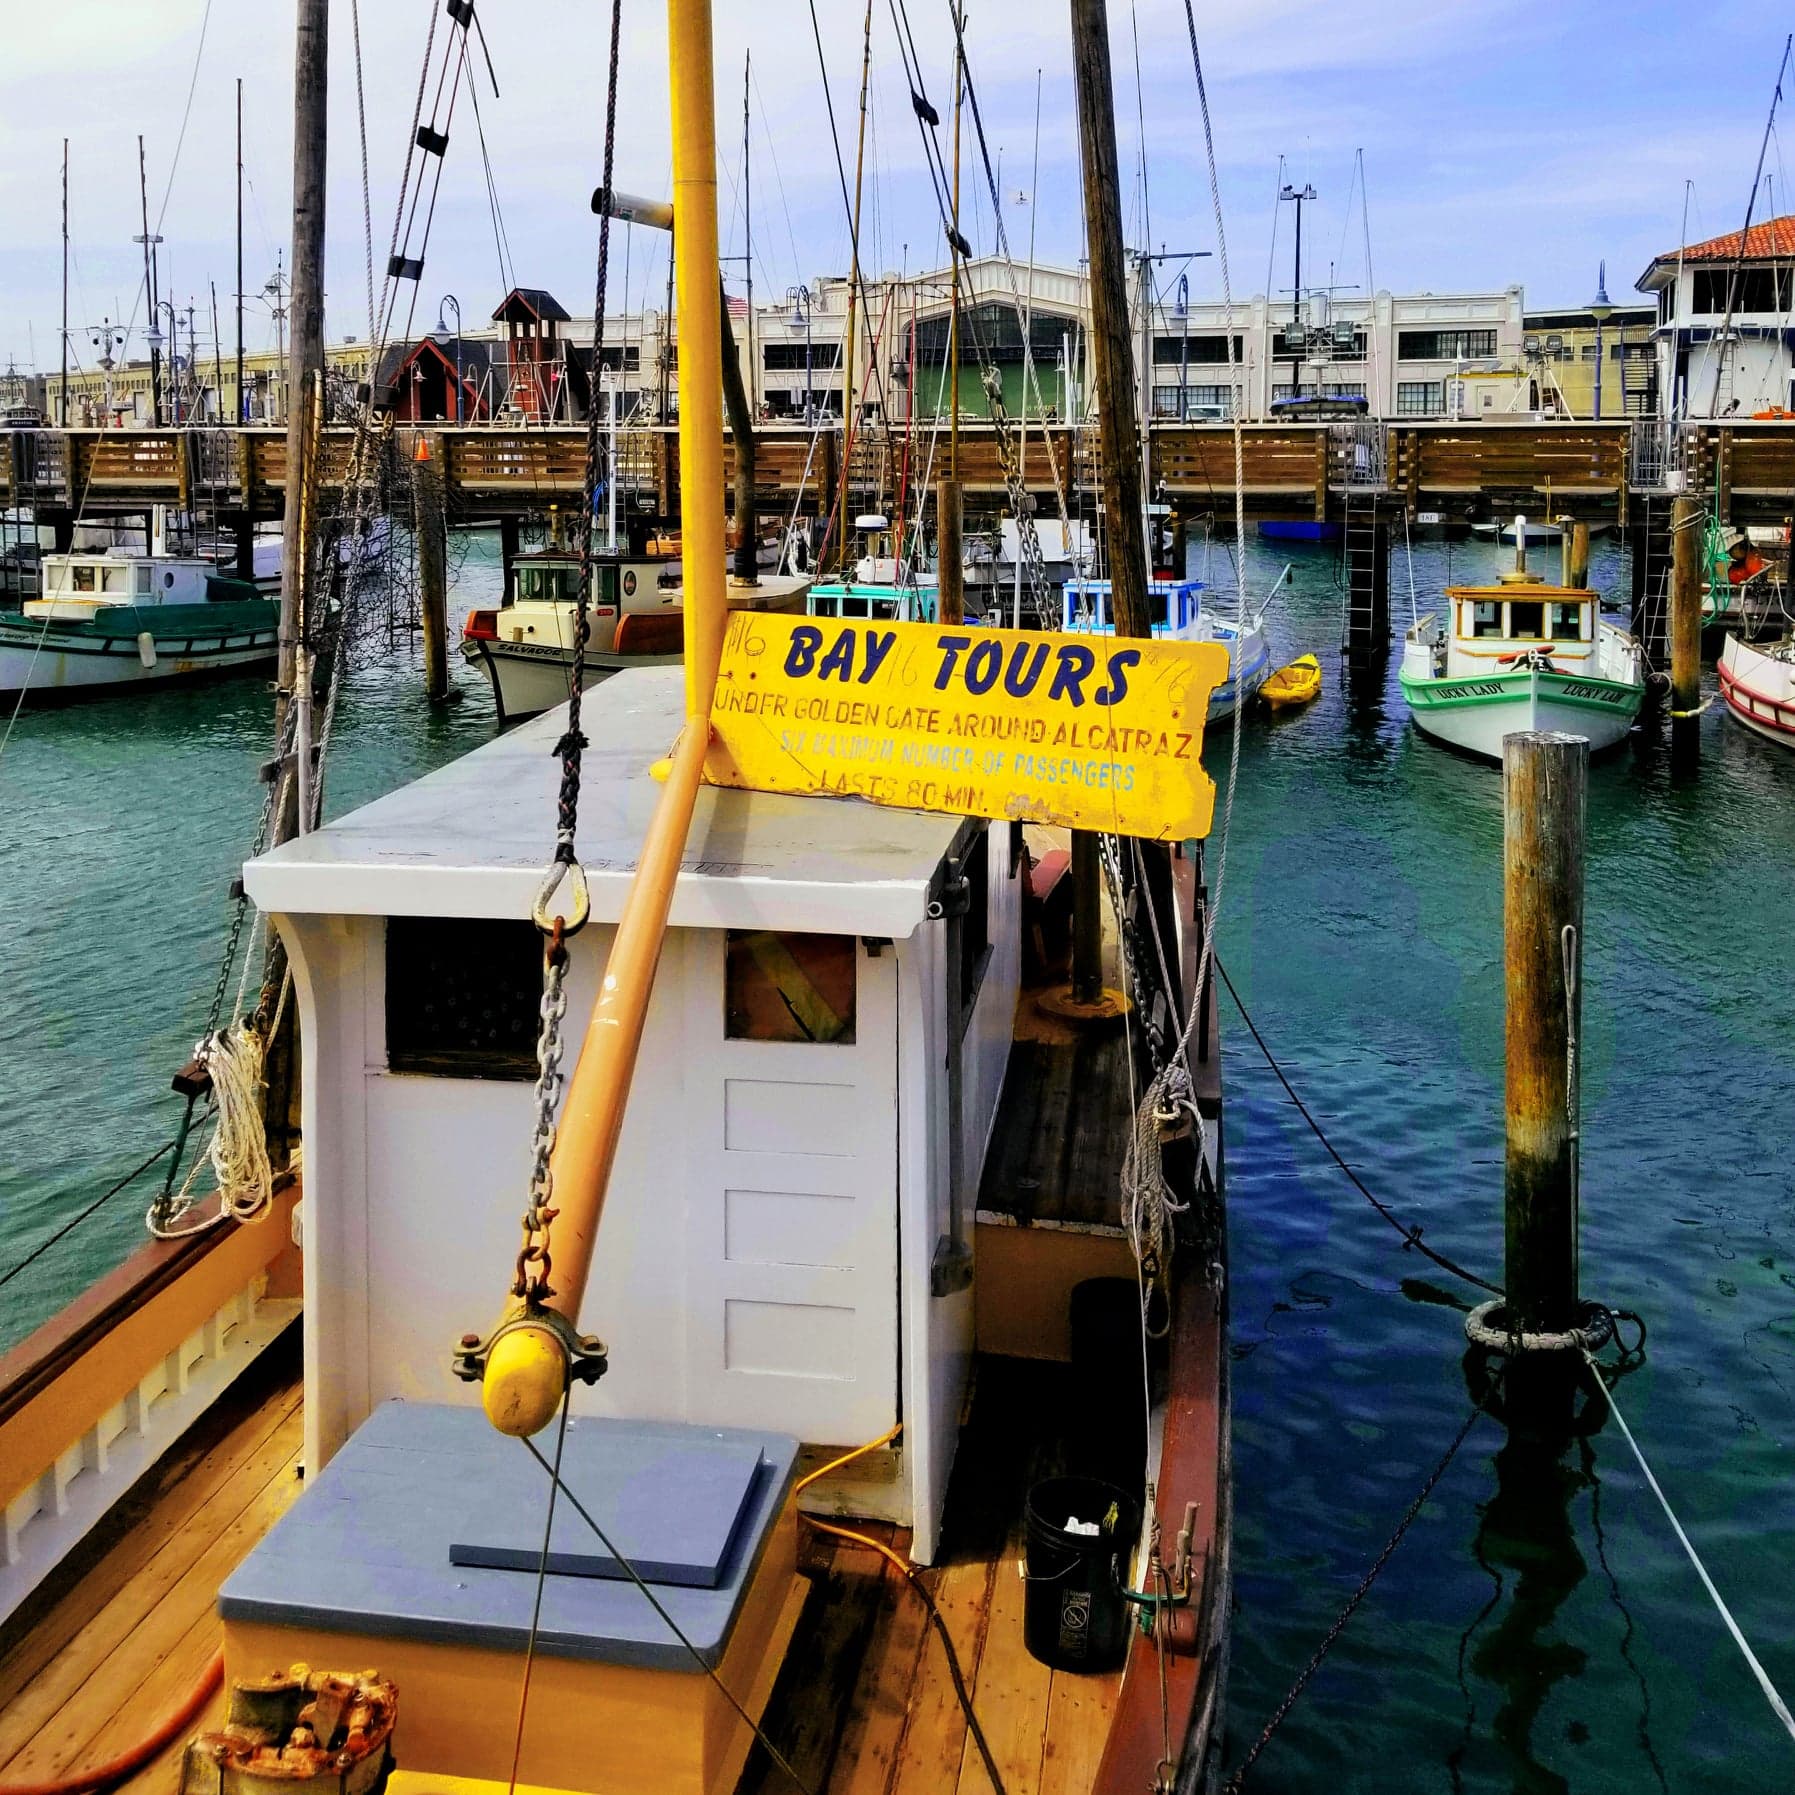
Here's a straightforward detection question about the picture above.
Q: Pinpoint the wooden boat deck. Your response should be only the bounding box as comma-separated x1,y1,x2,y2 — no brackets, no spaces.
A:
744,1355,1123,1795
0,1330,1122,1795
0,1329,305,1795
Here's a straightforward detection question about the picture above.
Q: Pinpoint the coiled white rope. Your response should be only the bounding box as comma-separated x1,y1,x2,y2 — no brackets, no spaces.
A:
1590,1353,1795,1744
146,1021,277,1238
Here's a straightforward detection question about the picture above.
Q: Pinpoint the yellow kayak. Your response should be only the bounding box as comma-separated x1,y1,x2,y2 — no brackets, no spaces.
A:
1262,653,1322,709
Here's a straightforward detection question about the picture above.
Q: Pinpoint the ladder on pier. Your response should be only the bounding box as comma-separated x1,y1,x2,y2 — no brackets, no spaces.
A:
1342,494,1390,651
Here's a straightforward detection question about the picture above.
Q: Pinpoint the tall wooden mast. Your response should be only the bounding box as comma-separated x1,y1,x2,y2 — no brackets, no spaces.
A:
273,0,328,832
1069,0,1150,639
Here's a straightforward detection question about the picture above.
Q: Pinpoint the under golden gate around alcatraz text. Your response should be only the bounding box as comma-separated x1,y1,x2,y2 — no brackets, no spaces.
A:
705,612,1231,839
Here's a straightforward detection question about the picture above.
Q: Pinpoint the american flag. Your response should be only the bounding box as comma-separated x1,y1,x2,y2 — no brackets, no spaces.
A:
725,293,751,319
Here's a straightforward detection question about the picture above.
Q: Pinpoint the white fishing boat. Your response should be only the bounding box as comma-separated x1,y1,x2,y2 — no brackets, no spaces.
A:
1060,575,1271,720
0,550,278,699
1400,518,1647,760
462,546,811,727
1718,634,1795,748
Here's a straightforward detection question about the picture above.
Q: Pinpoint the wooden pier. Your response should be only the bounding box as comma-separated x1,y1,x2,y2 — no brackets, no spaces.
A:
7,418,1792,532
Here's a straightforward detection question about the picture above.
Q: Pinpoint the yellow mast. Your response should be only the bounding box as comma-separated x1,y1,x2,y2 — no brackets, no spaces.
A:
478,0,729,1438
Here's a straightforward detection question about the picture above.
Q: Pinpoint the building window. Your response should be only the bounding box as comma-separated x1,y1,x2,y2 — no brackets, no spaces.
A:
1151,333,1244,365
1185,384,1234,418
763,341,844,371
1692,267,1793,314
1322,382,1366,399
1397,328,1497,361
1396,380,1443,415
725,932,858,1044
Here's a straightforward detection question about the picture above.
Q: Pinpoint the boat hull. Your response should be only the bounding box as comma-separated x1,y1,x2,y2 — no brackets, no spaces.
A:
0,606,278,699
460,636,680,727
1399,664,1642,758
1719,635,1795,748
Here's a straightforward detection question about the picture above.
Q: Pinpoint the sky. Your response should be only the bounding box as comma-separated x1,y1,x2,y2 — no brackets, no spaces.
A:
0,0,1790,373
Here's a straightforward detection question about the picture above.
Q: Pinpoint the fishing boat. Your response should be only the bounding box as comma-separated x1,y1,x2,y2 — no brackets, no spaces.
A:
0,550,277,699
1399,517,1647,759
460,545,812,726
1062,575,1271,719
0,1,1237,1790
805,511,942,623
1718,634,1795,747
1262,652,1322,708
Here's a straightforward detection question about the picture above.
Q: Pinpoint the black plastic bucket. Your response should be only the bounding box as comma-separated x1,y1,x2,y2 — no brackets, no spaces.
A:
1022,1475,1137,1672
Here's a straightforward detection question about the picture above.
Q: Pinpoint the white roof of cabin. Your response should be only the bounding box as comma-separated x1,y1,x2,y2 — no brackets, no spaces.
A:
245,667,960,936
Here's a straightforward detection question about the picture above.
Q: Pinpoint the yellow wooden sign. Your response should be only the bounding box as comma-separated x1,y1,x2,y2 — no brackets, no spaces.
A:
706,612,1231,839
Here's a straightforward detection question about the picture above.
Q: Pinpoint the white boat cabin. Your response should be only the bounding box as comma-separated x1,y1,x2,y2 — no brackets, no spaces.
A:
28,552,216,619
1062,577,1205,637
243,667,1022,1562
1411,581,1604,679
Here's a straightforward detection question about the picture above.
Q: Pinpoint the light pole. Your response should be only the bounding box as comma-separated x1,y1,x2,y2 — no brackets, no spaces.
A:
787,285,812,422
147,299,182,422
1586,261,1615,422
89,318,126,420
1175,273,1189,419
436,295,462,423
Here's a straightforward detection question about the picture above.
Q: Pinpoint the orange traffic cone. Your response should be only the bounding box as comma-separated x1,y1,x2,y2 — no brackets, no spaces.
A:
414,435,431,462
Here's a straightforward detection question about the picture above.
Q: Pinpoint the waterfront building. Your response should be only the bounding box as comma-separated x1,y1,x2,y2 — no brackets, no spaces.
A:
1522,301,1658,419
1637,215,1795,418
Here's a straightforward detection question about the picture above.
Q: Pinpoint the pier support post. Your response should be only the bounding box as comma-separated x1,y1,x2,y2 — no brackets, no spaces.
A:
498,516,520,601
415,441,449,703
1669,493,1701,757
1502,731,1585,1340
234,517,256,581
937,477,964,625
1567,520,1590,590
1070,832,1103,1007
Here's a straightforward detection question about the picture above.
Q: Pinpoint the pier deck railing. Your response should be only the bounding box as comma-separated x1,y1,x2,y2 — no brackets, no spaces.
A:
3,419,1792,527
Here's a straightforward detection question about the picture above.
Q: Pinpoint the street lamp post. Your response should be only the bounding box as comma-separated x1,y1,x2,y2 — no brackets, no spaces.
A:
787,285,812,423
89,319,126,421
437,295,462,423
1587,261,1615,422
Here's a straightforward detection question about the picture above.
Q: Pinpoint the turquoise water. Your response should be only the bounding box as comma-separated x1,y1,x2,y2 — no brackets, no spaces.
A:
1219,533,1795,1792
2,526,1791,1789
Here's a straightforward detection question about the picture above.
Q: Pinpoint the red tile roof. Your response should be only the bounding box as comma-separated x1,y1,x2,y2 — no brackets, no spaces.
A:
1655,214,1795,265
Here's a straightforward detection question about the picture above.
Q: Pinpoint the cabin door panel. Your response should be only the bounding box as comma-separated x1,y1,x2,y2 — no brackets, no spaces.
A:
683,935,898,1444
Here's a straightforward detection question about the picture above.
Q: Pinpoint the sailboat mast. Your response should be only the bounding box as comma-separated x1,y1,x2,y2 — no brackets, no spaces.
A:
59,140,68,426
832,0,873,575
1070,0,1149,638
1015,67,1041,630
939,1,966,625
743,50,753,419
236,78,244,424
137,137,162,428
275,0,328,842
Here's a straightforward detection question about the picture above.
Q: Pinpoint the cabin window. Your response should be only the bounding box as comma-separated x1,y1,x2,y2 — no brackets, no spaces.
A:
592,564,620,607
725,931,858,1044
1468,600,1501,638
1551,603,1585,640
102,567,129,593
1509,600,1544,638
73,565,95,592
135,565,153,595
385,917,542,1079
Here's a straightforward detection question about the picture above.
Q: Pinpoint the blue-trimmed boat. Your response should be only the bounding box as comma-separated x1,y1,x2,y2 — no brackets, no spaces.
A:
1060,576,1270,721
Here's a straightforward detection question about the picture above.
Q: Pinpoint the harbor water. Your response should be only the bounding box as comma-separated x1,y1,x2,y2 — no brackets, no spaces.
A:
1,528,1791,1791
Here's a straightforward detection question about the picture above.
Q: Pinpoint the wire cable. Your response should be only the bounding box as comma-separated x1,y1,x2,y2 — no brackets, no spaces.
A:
520,1437,817,1795
1586,1353,1795,1744
0,1139,178,1290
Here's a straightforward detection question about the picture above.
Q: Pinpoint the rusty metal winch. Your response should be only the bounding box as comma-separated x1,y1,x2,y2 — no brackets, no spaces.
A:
180,1665,396,1795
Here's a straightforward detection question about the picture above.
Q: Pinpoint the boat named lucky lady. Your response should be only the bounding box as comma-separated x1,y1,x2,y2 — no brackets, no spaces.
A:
1400,518,1647,759
0,549,277,699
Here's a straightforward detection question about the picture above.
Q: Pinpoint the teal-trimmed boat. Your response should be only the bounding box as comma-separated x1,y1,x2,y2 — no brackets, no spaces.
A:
1399,518,1646,760
0,551,278,700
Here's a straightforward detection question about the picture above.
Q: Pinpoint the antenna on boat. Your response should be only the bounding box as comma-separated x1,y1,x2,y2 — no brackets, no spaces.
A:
1502,515,1531,584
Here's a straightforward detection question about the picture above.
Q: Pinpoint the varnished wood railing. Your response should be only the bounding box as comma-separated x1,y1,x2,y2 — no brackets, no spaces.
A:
0,1185,301,1625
